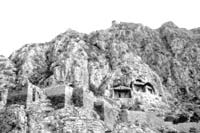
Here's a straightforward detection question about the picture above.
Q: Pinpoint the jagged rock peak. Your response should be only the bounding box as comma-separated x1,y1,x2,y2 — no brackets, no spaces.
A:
111,20,144,29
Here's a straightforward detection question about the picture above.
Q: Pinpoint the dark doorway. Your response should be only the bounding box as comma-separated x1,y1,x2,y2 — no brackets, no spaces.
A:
32,88,36,101
114,89,131,98
94,101,104,120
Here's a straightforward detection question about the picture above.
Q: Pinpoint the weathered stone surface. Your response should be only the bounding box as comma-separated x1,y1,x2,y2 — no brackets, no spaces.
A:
0,55,16,108
1,21,200,132
0,105,27,133
103,99,120,130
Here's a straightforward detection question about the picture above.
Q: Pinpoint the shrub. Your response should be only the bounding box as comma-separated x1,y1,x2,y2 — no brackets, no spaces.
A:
89,83,104,96
173,113,189,124
89,83,97,94
190,112,200,122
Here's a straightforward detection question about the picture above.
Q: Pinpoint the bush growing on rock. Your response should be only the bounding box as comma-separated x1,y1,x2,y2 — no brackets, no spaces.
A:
173,113,189,124
89,83,104,96
190,112,200,122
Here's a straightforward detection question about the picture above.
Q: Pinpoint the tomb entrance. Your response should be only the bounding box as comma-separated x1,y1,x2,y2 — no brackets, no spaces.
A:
113,87,132,98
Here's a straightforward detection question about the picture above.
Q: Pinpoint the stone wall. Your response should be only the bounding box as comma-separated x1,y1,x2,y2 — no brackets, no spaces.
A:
65,85,73,106
45,84,66,109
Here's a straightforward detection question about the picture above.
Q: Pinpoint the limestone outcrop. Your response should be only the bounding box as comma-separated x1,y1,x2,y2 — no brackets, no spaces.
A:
0,55,16,109
0,21,200,132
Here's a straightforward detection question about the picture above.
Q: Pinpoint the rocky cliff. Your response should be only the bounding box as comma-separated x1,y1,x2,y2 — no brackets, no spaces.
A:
0,21,200,133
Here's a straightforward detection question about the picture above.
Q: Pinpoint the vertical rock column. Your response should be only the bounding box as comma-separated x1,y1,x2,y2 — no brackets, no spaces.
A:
26,82,33,108
65,85,73,107
0,89,8,109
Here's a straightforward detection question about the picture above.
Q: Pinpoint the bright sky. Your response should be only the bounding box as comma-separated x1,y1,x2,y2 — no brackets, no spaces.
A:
0,0,200,57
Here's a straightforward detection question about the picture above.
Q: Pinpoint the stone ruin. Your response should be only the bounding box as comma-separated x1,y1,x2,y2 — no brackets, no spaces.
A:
1,75,165,132
3,78,78,111
111,79,156,99
7,80,48,108
26,81,48,108
4,76,158,110
132,79,156,94
2,73,163,132
90,77,162,130
113,87,132,99
6,80,75,111
44,83,73,109
110,77,157,101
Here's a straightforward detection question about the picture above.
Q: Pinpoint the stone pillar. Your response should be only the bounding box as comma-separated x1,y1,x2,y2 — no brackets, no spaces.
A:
54,65,66,83
65,85,73,107
120,109,128,122
34,86,42,102
104,89,110,98
26,82,33,108
0,91,3,109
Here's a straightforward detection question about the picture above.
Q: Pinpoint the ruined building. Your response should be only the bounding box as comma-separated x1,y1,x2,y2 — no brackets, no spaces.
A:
44,84,73,109
7,80,48,108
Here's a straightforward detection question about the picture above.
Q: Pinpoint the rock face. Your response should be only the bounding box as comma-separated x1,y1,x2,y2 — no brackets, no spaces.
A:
0,105,27,133
0,55,16,109
0,21,200,132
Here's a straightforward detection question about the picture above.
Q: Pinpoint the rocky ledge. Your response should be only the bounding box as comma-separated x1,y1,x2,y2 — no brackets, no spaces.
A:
0,21,200,133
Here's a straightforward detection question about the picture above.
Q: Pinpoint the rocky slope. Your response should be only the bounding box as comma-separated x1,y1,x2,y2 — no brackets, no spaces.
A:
0,21,200,132
0,55,16,108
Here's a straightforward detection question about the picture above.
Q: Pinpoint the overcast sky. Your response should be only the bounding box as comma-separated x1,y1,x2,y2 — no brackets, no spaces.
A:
0,0,200,57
